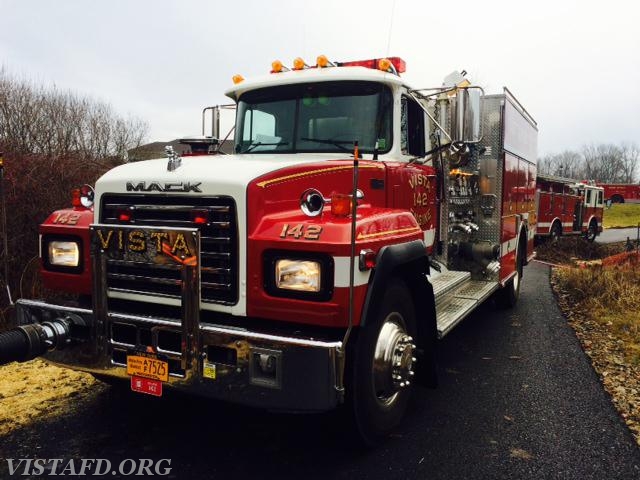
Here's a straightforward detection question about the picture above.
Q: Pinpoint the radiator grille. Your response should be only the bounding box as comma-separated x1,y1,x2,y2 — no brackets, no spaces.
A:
100,194,238,305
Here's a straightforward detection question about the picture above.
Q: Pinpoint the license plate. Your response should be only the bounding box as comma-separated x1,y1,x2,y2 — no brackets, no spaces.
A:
126,355,169,382
130,376,163,397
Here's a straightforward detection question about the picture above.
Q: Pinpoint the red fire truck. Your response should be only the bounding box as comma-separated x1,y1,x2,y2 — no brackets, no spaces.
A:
598,183,640,204
2,56,538,444
535,174,604,241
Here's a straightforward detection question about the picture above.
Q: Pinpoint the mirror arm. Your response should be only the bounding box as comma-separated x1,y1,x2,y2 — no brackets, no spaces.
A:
407,92,452,142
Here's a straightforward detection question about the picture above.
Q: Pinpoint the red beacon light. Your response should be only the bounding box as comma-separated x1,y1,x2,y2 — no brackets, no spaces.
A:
336,57,406,75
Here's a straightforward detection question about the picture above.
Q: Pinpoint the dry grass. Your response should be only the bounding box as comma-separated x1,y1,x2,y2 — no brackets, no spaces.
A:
552,250,640,443
535,236,625,266
555,260,640,365
0,359,106,436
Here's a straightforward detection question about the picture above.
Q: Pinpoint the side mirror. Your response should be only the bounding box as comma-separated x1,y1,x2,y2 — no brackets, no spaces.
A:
453,87,483,144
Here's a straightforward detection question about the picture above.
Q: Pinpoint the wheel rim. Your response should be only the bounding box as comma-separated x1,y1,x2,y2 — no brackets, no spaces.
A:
372,313,416,407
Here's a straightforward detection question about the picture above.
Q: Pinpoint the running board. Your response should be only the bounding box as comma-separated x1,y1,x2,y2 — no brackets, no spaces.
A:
435,279,499,338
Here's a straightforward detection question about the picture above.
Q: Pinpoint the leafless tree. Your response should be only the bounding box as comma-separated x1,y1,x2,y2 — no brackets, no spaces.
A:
0,68,148,313
619,142,639,184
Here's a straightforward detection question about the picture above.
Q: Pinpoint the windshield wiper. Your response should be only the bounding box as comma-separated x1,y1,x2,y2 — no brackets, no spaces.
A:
300,137,354,153
240,141,289,153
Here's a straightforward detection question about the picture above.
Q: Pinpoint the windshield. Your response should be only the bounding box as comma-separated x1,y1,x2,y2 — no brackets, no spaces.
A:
235,81,392,155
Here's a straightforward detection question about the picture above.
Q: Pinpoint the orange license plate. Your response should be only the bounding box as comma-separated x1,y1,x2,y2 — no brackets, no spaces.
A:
126,355,169,382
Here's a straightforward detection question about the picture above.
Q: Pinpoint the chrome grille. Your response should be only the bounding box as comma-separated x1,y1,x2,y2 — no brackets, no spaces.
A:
100,194,238,305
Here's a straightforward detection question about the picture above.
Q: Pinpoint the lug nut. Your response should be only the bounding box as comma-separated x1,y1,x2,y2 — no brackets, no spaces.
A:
408,371,415,376
412,357,417,363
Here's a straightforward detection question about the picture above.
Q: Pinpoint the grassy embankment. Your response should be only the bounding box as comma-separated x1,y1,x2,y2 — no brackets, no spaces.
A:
603,203,640,228
538,238,640,443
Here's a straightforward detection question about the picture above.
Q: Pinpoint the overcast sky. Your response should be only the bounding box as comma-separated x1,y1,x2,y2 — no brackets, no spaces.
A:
1,0,639,156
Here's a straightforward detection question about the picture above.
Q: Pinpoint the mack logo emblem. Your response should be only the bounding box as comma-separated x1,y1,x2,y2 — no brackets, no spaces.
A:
126,181,202,193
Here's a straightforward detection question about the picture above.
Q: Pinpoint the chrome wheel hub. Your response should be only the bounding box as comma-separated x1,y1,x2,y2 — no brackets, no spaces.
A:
372,313,416,406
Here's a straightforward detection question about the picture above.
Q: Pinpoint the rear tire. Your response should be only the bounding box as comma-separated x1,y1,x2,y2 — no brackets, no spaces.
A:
348,279,417,447
550,221,562,243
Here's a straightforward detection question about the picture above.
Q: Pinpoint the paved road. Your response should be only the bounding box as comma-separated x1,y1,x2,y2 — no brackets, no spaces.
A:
2,262,639,479
598,227,640,243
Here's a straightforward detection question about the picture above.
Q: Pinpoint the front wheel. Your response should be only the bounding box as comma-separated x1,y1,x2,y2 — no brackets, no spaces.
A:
585,221,597,242
348,280,417,446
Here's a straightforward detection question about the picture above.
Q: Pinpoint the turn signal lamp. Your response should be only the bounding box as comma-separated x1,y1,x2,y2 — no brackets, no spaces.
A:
359,249,376,271
232,74,245,84
271,59,284,73
316,55,330,68
71,188,82,208
293,57,306,70
331,193,352,217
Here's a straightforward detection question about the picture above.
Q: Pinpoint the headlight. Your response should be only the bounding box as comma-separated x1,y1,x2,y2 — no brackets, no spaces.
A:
275,259,321,292
48,241,80,267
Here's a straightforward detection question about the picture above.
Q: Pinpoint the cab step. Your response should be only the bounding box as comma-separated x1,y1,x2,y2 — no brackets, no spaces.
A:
435,279,499,338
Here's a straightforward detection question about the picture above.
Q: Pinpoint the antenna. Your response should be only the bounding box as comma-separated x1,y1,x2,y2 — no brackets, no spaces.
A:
385,0,397,57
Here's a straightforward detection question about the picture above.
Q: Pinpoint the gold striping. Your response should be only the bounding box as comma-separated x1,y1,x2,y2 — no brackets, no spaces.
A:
357,226,421,240
257,164,383,188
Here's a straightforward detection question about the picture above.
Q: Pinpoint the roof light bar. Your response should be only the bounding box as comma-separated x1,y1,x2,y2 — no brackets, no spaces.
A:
336,57,406,74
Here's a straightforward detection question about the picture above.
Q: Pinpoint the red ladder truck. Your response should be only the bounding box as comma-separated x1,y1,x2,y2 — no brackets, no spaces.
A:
535,173,604,242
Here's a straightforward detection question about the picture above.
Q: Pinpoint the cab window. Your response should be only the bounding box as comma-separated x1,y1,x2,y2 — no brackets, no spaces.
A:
400,96,425,158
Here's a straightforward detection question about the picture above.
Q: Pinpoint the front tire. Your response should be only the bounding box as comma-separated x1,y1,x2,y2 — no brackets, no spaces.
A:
349,280,417,446
585,220,597,242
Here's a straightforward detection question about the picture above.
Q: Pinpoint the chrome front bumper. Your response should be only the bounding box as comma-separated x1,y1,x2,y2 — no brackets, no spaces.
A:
16,298,344,412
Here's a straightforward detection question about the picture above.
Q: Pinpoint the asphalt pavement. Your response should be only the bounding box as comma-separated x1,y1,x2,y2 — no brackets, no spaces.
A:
598,227,640,243
1,262,639,479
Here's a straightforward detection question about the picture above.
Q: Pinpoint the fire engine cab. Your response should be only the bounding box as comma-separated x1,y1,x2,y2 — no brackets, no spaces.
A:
535,174,604,242
6,56,538,444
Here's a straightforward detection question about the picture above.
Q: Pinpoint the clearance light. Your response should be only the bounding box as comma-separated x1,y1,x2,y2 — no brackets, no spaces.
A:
331,193,352,217
71,188,82,208
275,259,321,292
232,74,245,84
48,241,80,267
316,55,330,68
378,58,392,72
117,208,132,223
271,59,285,73
191,209,209,225
292,57,306,70
359,249,376,271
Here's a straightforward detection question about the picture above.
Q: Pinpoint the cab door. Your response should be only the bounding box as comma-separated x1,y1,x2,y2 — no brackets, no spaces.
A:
386,94,438,253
